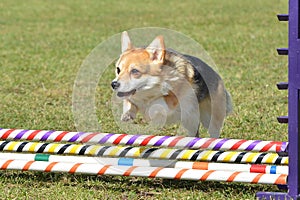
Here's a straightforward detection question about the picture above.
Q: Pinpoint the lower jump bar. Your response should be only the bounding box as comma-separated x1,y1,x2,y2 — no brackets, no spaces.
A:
0,158,287,185
0,153,288,175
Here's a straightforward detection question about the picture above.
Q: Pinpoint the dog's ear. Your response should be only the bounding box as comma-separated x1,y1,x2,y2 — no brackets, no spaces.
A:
146,36,165,64
121,31,133,53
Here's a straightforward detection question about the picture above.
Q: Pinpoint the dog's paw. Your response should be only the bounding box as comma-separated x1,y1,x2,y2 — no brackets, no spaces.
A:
121,112,135,122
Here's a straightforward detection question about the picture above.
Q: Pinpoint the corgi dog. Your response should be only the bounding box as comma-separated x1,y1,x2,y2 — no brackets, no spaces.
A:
111,31,232,138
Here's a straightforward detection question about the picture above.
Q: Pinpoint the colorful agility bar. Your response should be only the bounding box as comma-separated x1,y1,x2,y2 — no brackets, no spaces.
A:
0,158,287,185
0,128,287,152
0,153,287,174
0,140,288,165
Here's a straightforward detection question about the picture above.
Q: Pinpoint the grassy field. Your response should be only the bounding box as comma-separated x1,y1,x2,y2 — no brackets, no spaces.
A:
0,0,289,199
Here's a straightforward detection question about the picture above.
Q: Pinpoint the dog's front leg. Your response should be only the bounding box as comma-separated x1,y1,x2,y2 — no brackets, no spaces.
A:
121,99,137,121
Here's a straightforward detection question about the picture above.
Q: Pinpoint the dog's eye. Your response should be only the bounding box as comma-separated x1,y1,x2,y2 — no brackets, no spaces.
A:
131,69,140,75
116,67,121,74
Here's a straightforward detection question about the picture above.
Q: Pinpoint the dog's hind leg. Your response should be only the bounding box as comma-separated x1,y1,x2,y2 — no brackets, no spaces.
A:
206,82,227,138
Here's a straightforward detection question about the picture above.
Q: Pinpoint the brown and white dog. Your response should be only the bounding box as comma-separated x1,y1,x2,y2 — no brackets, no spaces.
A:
111,31,232,137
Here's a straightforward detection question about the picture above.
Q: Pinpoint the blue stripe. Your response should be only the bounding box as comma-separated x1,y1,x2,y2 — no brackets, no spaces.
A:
118,158,134,166
270,165,277,174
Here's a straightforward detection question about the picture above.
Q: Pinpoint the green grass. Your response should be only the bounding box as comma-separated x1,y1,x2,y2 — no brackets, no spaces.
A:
0,0,289,199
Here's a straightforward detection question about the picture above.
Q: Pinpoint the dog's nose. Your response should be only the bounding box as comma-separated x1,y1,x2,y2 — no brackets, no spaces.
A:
111,81,120,90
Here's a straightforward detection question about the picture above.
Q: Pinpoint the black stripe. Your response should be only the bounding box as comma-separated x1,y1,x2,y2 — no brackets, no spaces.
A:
142,148,158,158
275,156,283,165
255,152,267,164
170,149,183,160
16,142,29,152
211,151,224,162
119,147,133,157
79,144,90,155
190,150,201,161
235,152,247,163
57,144,72,154
37,143,49,153
97,146,111,156
0,141,10,151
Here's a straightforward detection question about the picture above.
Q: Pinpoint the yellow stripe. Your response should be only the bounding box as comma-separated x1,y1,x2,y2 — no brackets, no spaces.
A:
160,148,173,159
29,142,40,152
108,146,123,156
265,153,277,164
88,145,100,156
48,143,60,153
245,152,259,163
223,151,238,162
133,147,142,157
6,141,19,151
182,150,196,160
69,144,81,154
283,157,288,165
200,150,214,161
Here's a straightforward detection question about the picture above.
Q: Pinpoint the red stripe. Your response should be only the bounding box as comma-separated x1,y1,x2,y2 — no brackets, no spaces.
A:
113,134,127,145
250,165,266,173
45,162,58,172
230,140,247,150
168,136,184,147
54,131,69,142
200,138,217,149
149,167,163,178
98,165,111,175
0,160,13,169
1,129,15,139
261,142,277,152
22,161,35,171
140,135,156,146
174,169,189,180
81,133,98,143
69,163,82,173
27,130,42,140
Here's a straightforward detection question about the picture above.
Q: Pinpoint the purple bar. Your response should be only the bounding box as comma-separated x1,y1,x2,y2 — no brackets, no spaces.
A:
213,138,229,150
154,136,171,146
15,129,29,139
126,134,141,145
185,137,201,148
68,132,85,142
99,133,114,144
40,130,55,141
245,140,260,151
281,142,288,152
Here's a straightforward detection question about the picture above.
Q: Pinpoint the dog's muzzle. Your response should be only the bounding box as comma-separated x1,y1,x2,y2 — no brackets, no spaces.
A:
111,81,120,90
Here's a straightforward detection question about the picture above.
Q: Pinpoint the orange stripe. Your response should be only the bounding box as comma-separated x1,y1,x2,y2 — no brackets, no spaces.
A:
0,160,13,169
251,173,264,183
97,165,111,175
149,167,163,178
45,162,58,172
22,161,35,171
227,171,241,182
123,166,138,176
69,163,82,174
275,174,287,185
200,170,216,181
192,162,208,170
174,169,189,180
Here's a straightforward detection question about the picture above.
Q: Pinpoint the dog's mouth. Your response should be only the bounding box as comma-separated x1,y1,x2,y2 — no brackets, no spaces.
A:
117,89,137,97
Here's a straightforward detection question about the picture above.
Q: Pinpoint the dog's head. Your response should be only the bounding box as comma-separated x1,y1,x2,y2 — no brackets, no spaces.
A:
111,31,166,98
